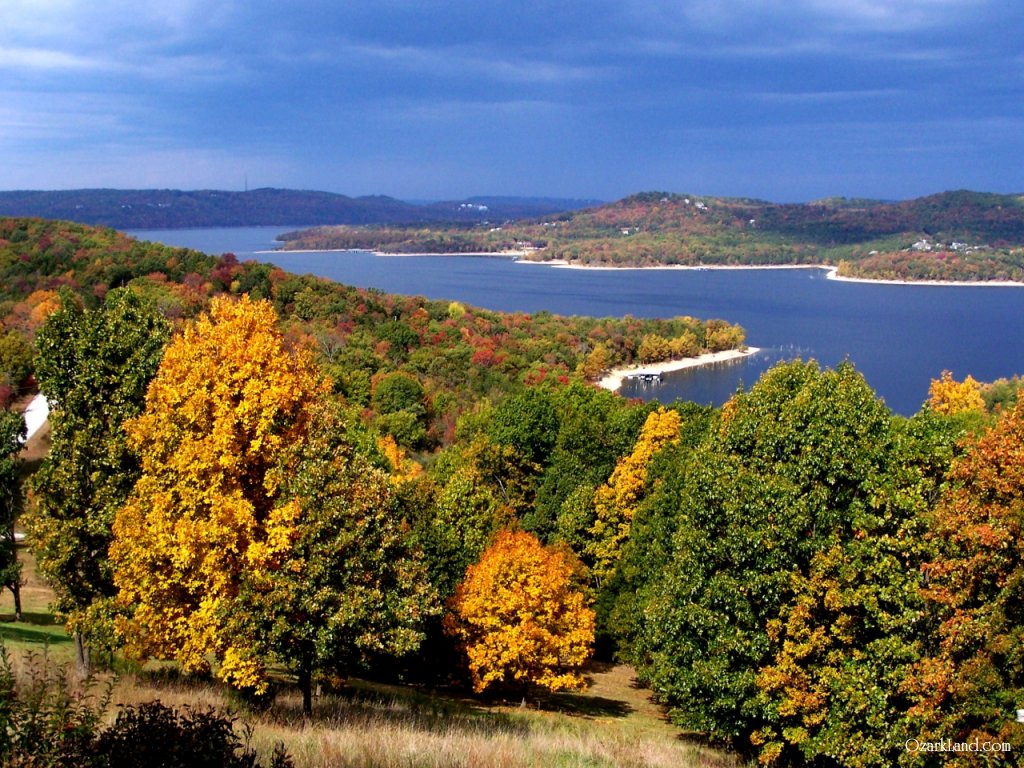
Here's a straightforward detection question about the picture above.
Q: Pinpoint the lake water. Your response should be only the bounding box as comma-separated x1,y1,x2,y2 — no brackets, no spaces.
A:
127,226,1024,416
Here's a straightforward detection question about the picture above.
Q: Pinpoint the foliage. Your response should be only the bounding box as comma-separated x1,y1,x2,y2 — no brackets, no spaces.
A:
0,332,33,401
587,407,681,582
529,383,653,541
980,375,1023,413
0,645,291,767
0,645,110,766
928,370,985,415
445,529,595,694
280,190,1024,281
413,457,512,605
633,361,893,747
597,403,718,650
110,296,323,687
487,388,559,466
906,400,1024,763
27,289,170,658
752,411,961,767
0,411,24,616
0,217,747,453
232,400,436,714
96,701,293,768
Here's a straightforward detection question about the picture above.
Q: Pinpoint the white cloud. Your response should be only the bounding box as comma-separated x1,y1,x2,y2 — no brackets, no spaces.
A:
346,42,611,85
0,47,105,72
753,88,905,103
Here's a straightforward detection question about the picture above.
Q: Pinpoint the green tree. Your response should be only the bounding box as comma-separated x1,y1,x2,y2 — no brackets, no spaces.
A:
633,361,892,749
234,401,436,715
753,411,960,767
487,388,558,466
530,383,650,541
27,289,170,670
0,332,33,402
372,372,428,448
0,411,25,619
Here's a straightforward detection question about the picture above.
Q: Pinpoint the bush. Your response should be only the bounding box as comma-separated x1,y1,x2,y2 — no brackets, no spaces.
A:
96,701,293,768
0,645,292,767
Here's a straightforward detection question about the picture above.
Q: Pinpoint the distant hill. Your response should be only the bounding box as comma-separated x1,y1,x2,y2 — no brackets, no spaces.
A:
0,188,600,229
279,189,1024,282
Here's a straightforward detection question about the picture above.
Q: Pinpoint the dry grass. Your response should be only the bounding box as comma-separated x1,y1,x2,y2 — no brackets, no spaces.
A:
107,666,743,768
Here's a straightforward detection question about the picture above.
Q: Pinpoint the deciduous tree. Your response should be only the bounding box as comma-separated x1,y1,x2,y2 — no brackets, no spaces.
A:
633,361,891,747
907,400,1024,763
445,529,594,694
233,401,436,714
0,410,25,619
110,296,323,685
27,289,170,669
587,407,681,582
928,370,985,415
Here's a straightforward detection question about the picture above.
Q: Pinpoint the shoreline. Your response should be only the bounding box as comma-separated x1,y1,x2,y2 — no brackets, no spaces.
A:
266,247,529,258
598,347,762,393
518,260,824,273
822,266,1024,288
265,248,1024,287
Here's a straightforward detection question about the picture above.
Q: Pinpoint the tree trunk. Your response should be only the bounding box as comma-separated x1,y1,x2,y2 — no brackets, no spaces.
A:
73,631,91,676
10,582,20,622
298,662,312,718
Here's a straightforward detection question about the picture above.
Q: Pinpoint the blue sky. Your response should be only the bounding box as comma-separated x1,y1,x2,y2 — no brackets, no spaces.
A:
1,0,1022,201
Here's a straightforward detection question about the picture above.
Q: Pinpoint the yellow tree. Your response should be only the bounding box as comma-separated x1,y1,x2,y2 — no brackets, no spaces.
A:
445,529,594,694
588,407,681,582
110,295,324,687
928,370,985,415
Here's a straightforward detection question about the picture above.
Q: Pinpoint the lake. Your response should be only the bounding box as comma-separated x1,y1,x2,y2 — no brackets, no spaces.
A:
126,226,1024,416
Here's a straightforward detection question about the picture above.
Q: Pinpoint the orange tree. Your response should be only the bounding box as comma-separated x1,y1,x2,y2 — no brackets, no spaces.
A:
907,399,1024,763
110,295,324,690
444,529,594,694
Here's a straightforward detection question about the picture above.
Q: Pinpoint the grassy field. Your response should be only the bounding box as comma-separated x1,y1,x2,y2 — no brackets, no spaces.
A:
1,417,745,768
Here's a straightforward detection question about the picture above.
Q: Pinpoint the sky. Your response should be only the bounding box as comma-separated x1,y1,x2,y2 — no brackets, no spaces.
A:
1,0,1022,202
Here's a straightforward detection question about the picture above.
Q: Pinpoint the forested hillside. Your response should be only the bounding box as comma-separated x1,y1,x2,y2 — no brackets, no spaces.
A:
0,189,599,229
281,190,1024,282
1,216,1022,767
0,217,744,441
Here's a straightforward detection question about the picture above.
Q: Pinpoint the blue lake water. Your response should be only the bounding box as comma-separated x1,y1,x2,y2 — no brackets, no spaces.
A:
127,226,1024,416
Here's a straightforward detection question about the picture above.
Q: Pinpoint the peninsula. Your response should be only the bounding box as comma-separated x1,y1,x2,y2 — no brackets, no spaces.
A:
278,189,1024,284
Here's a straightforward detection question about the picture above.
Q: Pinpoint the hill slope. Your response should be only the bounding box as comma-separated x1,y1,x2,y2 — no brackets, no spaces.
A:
280,190,1024,282
0,189,600,229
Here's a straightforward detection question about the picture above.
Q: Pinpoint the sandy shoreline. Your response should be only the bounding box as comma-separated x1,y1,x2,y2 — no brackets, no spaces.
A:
264,247,530,258
263,249,1024,286
524,260,1024,286
598,347,762,393
822,266,1024,288
517,260,824,273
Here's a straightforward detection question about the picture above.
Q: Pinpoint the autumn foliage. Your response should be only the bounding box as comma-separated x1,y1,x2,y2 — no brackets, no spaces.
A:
588,406,681,581
907,399,1024,762
928,369,985,415
110,295,324,688
445,530,594,694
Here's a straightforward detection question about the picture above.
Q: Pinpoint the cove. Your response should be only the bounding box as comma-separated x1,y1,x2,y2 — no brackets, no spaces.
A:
127,227,1024,416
